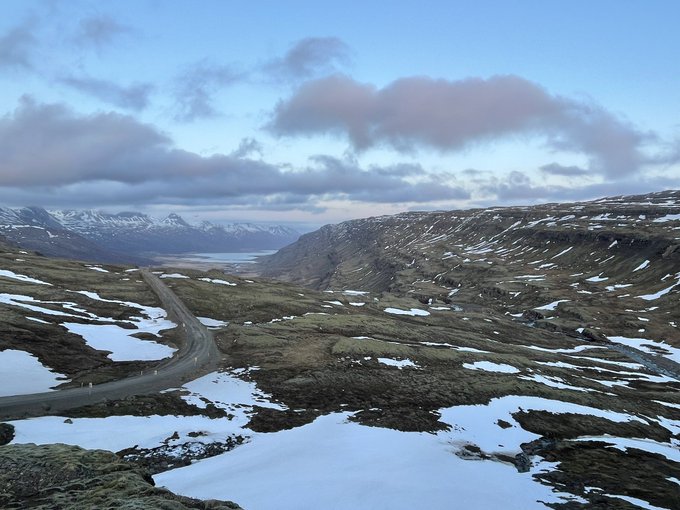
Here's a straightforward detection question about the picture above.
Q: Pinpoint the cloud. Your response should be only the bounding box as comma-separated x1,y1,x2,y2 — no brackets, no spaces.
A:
476,170,679,205
230,137,263,159
172,61,244,121
74,15,132,50
0,22,36,70
269,74,650,177
539,163,590,177
0,96,170,186
0,98,468,209
264,37,351,82
58,75,153,110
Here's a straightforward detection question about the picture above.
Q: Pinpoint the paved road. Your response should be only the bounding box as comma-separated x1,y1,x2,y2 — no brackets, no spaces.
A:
0,270,221,420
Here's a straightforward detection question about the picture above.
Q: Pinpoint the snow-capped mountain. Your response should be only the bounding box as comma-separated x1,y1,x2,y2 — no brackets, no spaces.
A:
0,207,299,262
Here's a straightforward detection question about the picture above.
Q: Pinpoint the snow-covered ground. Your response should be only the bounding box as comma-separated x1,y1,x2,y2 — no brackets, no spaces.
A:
384,307,430,316
0,269,52,285
0,290,177,362
463,361,520,373
160,273,190,279
198,277,236,286
608,335,680,364
197,317,229,328
377,357,419,369
0,349,69,396
155,412,571,510
534,299,570,311
9,365,677,510
63,322,176,361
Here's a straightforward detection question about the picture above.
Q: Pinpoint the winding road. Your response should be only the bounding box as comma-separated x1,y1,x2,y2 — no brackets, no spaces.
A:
0,270,221,420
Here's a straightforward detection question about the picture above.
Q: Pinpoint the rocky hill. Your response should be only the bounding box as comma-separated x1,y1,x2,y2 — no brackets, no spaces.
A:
0,441,241,509
1,230,680,509
0,207,299,263
260,190,680,339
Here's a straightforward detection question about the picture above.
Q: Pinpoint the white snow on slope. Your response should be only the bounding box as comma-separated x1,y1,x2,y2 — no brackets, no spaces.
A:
463,361,520,373
10,364,664,510
197,317,229,328
633,260,650,272
608,336,680,364
8,370,283,452
155,412,569,510
66,291,178,361
0,269,51,286
155,394,644,510
377,357,419,369
637,273,680,300
0,290,177,361
342,290,369,296
63,322,176,361
198,278,236,286
0,293,81,317
10,414,240,452
652,214,680,222
160,273,190,279
384,307,430,316
0,349,69,396
180,371,285,415
519,374,591,393
534,300,570,311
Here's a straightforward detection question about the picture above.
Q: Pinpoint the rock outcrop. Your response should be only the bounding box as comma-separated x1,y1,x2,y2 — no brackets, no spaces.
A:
0,443,241,509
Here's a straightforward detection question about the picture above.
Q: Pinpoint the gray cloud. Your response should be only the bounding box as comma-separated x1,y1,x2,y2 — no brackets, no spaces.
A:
0,98,466,209
539,163,590,177
74,15,132,50
269,74,650,177
477,170,679,205
0,96,170,186
173,61,244,121
264,37,351,82
0,22,36,70
230,137,263,159
59,75,153,111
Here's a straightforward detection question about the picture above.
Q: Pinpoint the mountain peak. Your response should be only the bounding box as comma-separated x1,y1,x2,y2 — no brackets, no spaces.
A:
162,213,190,227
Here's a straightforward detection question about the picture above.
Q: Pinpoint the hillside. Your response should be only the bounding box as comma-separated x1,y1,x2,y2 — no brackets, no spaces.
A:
1,193,680,509
260,190,680,343
0,206,299,263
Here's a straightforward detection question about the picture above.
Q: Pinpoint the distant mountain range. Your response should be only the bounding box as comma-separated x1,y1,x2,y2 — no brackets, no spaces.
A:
0,207,299,264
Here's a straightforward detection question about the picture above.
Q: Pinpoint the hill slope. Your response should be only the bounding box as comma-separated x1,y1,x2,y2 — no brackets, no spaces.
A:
260,190,680,341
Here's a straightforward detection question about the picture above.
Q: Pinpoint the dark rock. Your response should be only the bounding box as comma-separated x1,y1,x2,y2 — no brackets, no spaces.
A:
581,328,607,342
0,423,15,446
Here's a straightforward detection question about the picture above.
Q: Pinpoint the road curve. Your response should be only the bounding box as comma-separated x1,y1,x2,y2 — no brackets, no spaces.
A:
0,270,221,420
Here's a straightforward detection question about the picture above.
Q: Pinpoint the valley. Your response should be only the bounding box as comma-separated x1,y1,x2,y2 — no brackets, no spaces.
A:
1,191,679,509
0,207,299,264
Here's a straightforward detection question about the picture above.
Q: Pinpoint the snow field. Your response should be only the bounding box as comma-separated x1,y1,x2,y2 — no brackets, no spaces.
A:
0,349,69,396
463,361,520,373
384,307,430,316
0,269,52,285
1,290,177,362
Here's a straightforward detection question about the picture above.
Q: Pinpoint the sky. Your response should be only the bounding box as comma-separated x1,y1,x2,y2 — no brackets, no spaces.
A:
0,0,679,229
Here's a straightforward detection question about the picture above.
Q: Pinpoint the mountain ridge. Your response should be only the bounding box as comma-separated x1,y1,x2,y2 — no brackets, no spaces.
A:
0,206,299,263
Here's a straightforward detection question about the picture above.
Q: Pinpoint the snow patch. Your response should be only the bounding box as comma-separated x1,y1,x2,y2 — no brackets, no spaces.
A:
384,307,430,317
0,269,51,286
463,361,520,374
0,349,69,396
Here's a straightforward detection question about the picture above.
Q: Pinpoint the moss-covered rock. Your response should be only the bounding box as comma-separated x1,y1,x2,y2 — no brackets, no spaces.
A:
0,443,241,509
